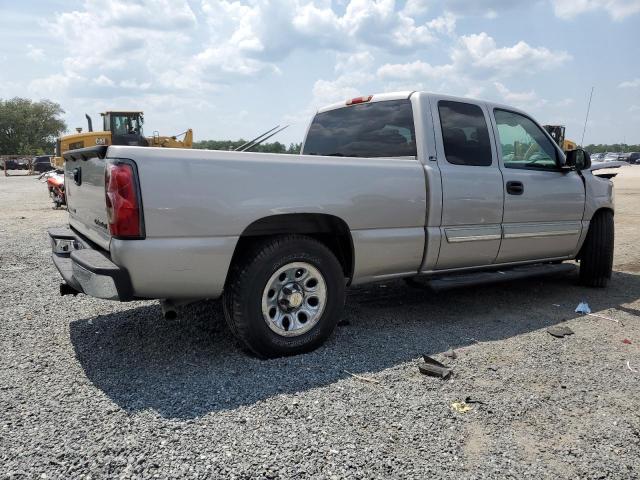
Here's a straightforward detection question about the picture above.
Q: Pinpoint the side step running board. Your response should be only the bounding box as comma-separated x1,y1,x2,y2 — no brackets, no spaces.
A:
424,263,577,291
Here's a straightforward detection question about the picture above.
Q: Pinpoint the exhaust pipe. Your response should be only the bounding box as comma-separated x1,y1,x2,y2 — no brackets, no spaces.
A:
60,282,79,296
159,299,197,320
160,299,178,320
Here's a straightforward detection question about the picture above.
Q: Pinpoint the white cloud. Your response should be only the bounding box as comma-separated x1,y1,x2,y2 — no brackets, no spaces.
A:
26,44,44,61
426,12,457,35
377,60,455,81
403,0,429,16
619,78,640,88
464,85,486,99
377,32,570,89
93,75,114,87
334,51,375,73
313,51,375,107
552,0,640,20
446,0,640,20
453,33,570,75
494,82,547,108
444,0,530,17
29,0,464,104
48,0,195,91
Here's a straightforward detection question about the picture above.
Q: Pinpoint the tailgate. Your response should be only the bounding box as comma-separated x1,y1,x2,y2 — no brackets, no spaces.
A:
64,146,111,250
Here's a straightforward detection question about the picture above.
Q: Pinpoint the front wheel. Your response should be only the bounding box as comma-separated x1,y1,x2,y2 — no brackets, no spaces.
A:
223,235,346,358
579,210,614,287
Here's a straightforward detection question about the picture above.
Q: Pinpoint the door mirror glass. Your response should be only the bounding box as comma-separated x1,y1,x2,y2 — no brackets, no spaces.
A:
565,149,591,171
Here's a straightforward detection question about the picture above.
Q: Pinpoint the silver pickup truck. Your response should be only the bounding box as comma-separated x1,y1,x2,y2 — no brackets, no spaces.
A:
49,91,614,357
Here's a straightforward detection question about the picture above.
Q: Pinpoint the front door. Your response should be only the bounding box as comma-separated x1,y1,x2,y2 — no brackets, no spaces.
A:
490,108,586,263
430,97,504,269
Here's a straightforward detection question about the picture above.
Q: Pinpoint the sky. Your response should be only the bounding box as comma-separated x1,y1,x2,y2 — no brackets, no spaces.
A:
0,0,639,146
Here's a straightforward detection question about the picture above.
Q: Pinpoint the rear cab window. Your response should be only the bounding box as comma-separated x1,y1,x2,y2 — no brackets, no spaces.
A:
437,101,493,167
302,99,417,158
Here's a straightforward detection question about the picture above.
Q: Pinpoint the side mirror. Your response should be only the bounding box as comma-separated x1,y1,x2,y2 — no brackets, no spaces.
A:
564,148,591,171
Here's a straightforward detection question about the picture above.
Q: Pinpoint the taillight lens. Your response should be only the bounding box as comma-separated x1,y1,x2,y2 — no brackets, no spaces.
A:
105,162,143,238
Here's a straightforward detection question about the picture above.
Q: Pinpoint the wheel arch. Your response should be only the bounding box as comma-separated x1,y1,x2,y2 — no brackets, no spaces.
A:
577,207,614,259
227,213,355,283
587,206,614,221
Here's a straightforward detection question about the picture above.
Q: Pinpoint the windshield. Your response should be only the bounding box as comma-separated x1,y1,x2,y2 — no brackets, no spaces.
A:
111,114,143,136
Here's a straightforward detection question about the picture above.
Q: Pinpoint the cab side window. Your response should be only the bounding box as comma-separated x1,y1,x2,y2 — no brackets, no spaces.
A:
494,109,559,170
438,101,492,166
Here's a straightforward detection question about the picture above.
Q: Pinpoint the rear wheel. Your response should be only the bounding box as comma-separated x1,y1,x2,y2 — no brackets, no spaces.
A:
579,210,614,287
223,235,346,358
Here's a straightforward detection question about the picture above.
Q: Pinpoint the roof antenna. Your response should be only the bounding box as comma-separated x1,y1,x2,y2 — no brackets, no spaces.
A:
580,86,594,146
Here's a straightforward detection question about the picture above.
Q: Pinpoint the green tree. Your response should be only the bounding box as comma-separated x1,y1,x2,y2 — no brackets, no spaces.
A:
0,98,67,155
584,144,640,153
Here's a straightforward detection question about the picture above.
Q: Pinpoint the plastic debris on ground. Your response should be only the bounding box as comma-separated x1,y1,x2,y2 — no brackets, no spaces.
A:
547,325,575,338
443,348,458,360
418,355,452,379
575,301,591,314
451,402,472,413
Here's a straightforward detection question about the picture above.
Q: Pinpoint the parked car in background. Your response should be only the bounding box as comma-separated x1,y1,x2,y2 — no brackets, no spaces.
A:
32,156,54,173
625,152,640,164
3,159,20,170
16,158,30,170
590,153,606,162
603,153,625,162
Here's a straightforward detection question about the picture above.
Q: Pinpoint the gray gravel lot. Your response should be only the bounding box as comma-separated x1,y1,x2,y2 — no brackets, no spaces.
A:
1,170,639,479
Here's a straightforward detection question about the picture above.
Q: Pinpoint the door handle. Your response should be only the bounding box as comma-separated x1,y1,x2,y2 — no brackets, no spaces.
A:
506,181,524,195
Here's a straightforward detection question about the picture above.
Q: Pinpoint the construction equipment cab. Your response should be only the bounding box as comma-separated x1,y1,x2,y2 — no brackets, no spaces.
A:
101,111,148,146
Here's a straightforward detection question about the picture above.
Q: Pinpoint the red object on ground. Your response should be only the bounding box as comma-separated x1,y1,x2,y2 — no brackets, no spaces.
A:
622,339,632,344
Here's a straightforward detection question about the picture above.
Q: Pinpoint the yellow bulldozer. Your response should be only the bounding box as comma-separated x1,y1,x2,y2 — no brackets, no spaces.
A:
543,125,577,152
52,111,193,167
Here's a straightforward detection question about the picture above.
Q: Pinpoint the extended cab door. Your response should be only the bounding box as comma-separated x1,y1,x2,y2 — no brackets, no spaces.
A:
490,108,585,263
429,97,504,269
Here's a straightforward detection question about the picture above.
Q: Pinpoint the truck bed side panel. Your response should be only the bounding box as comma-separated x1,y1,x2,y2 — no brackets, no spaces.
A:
107,146,427,298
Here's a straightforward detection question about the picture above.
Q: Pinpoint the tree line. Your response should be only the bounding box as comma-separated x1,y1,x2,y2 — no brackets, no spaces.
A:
583,144,640,153
193,139,302,154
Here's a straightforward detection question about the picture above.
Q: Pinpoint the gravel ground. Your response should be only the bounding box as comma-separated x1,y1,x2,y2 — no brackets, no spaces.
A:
1,168,639,479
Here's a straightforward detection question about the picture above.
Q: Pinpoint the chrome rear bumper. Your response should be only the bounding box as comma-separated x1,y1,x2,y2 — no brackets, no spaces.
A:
48,227,134,301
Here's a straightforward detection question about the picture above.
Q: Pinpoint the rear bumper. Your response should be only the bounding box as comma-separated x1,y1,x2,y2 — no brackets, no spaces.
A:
48,227,134,301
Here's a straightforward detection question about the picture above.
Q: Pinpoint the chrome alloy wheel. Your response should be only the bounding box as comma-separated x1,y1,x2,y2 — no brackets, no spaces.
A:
261,261,327,337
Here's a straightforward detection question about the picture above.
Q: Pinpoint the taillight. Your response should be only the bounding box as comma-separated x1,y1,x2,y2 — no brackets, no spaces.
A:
346,95,372,106
105,162,143,238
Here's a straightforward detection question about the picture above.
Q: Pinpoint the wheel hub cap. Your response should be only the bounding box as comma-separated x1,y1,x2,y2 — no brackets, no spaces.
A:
261,262,327,337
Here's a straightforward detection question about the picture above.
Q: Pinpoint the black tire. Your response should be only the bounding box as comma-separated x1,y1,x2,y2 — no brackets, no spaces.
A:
223,235,346,358
579,210,614,287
